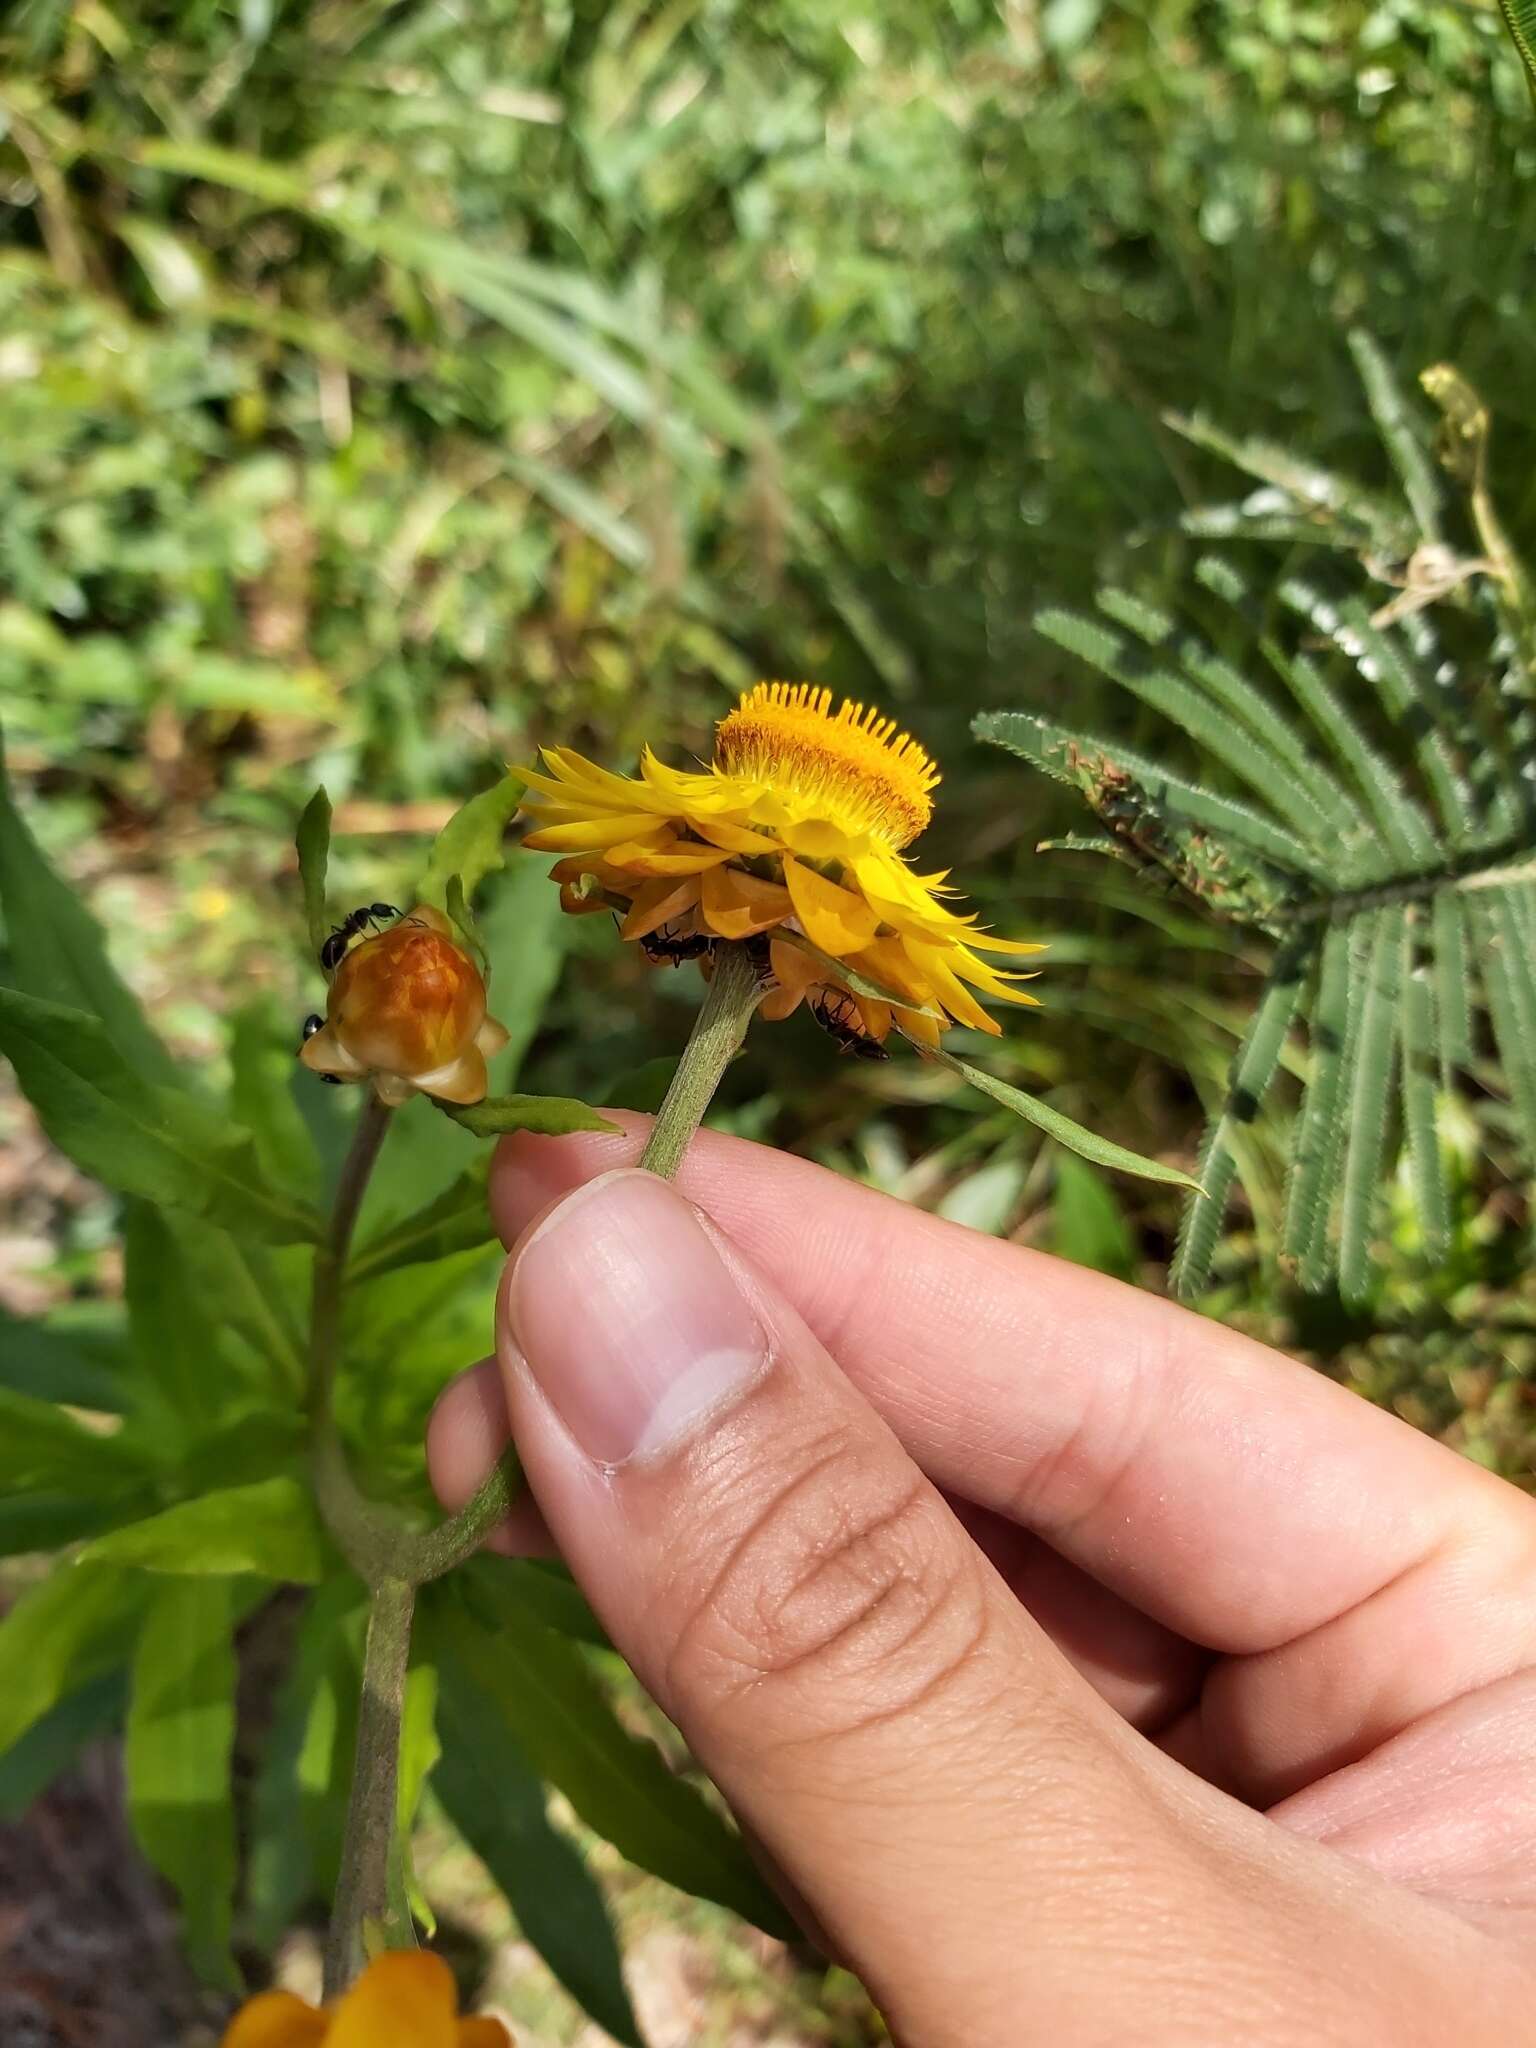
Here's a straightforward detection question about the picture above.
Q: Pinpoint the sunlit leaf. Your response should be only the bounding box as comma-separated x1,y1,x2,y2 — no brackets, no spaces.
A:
80,1476,325,1582
125,1578,240,1988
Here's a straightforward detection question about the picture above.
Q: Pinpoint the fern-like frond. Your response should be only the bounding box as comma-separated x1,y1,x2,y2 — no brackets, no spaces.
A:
985,348,1535,1295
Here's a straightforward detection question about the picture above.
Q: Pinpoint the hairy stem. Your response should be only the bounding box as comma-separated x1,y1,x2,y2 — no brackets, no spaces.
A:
421,942,762,1563
322,1574,415,1999
640,941,762,1178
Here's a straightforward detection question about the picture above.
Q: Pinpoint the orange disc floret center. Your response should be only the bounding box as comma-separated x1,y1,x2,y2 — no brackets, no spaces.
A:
331,921,483,1074
713,683,939,850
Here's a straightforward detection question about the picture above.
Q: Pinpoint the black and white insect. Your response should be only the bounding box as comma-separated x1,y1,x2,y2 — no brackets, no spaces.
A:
320,902,399,973
637,918,713,966
300,1010,341,1083
810,987,889,1060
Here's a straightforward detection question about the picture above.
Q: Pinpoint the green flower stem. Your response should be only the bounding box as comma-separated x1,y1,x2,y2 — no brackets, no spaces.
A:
322,1573,415,1999
638,939,761,1178
416,941,762,1566
311,948,762,1995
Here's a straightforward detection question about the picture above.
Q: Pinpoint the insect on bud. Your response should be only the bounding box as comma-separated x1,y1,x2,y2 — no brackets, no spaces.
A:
298,904,509,1107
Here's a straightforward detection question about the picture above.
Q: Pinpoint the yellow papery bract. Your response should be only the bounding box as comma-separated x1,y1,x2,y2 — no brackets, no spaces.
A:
220,1954,511,2048
514,683,1041,1047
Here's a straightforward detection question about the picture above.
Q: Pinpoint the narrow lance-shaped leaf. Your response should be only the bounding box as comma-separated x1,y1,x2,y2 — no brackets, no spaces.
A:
0,1306,128,1412
80,1476,326,1582
435,1668,644,2047
0,991,322,1244
0,1563,147,1762
125,1579,241,1988
927,1047,1202,1190
350,1157,495,1283
438,1093,617,1140
422,1580,794,1938
0,729,177,1085
296,787,332,963
1337,907,1405,1305
1171,935,1312,1296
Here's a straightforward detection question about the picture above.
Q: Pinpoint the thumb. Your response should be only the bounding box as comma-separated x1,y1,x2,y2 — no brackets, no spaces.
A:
494,1168,1194,2043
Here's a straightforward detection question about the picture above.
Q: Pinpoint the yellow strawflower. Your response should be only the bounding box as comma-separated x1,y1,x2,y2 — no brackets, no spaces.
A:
518,683,1041,1050
221,1951,510,2048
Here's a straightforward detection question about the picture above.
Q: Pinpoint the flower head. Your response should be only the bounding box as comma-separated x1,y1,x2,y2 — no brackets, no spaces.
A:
518,683,1041,1048
299,904,509,1107
221,1951,510,2048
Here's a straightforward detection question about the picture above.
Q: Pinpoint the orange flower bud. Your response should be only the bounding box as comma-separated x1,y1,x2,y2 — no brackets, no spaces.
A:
299,905,509,1108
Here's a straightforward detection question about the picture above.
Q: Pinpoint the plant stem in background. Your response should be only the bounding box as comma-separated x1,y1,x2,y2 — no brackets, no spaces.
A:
309,1093,391,1419
421,942,763,1570
314,948,763,1994
322,1574,416,1998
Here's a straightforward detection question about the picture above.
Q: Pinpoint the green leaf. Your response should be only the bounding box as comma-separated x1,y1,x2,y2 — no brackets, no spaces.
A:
0,991,322,1244
0,1563,147,1759
424,1580,792,1938
1038,604,1335,850
1469,886,1536,1166
391,1656,441,1944
1171,935,1311,1296
1433,887,1474,1074
1282,921,1356,1286
0,1671,126,1821
1338,908,1404,1305
125,1202,306,1429
125,1578,240,1988
419,774,524,916
0,1385,151,1495
80,1476,325,1581
1048,1153,1136,1280
247,1578,365,1942
350,1157,494,1284
438,1093,618,1139
928,1048,1201,1190
436,1669,643,2047
444,873,486,972
296,787,332,962
1347,330,1445,545
230,997,322,1201
975,707,1321,889
1400,925,1451,1261
0,728,177,1085
0,1305,128,1411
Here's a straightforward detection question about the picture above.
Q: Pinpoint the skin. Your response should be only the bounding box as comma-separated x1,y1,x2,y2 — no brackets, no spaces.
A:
428,1114,1536,2047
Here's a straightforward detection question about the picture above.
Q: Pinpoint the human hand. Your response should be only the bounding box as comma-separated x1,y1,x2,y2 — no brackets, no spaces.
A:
429,1116,1536,2046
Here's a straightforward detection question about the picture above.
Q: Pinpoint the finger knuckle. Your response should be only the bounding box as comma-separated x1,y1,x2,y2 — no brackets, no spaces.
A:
664,1423,993,1747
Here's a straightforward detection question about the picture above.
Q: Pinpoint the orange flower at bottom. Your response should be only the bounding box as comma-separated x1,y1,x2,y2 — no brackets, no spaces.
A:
223,1951,510,2048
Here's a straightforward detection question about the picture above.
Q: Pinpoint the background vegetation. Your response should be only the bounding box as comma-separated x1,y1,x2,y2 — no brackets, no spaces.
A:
3,1,1536,2041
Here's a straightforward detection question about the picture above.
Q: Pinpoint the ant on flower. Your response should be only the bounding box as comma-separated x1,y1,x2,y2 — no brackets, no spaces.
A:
320,903,400,973
810,987,889,1061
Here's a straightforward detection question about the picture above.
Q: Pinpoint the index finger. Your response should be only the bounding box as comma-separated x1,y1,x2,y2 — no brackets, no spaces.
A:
491,1115,1521,1656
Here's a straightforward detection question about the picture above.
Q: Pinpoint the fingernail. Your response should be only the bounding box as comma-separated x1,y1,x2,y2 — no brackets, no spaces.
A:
505,1169,767,1468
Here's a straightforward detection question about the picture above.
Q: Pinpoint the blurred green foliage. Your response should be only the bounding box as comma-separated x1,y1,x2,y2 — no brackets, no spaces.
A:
4,1,1536,2037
